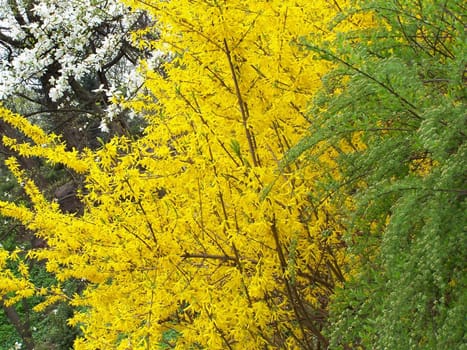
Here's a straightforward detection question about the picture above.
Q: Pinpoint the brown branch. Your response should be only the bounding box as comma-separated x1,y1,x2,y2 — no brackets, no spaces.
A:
124,178,158,246
181,252,236,262
271,215,315,350
223,38,259,167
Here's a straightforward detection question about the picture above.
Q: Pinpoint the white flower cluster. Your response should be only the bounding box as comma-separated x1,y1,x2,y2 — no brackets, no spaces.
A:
0,0,143,103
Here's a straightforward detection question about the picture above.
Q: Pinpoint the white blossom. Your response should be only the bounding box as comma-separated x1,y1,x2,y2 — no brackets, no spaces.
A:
0,0,145,103
99,118,110,133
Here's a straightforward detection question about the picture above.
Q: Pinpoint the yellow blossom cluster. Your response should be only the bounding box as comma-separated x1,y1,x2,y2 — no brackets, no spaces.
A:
0,1,372,349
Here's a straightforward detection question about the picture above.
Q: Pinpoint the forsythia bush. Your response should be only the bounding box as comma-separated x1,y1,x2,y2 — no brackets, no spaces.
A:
0,1,370,349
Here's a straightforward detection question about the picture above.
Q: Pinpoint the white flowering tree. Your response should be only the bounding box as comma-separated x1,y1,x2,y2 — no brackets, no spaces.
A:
0,1,151,348
0,0,149,148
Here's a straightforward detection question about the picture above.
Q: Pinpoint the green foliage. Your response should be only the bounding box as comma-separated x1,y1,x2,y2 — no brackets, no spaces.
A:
293,0,466,348
158,328,181,350
33,302,78,350
0,313,21,350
